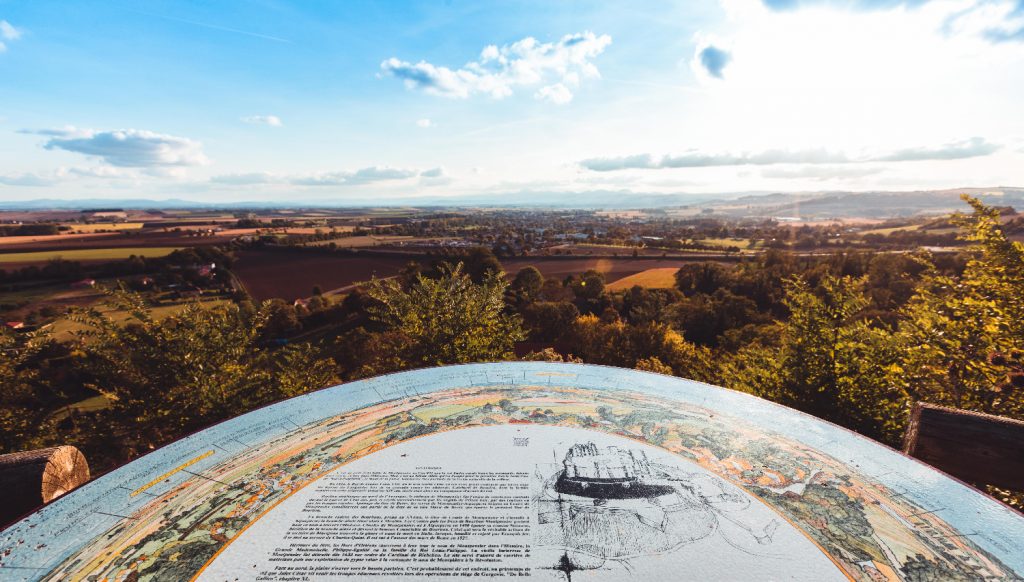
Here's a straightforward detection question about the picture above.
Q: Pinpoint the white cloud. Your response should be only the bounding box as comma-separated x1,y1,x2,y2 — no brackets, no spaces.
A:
241,115,283,127
0,172,54,187
535,83,573,104
59,166,136,179
210,172,278,185
0,19,21,52
760,165,885,181
419,167,452,187
380,31,611,102
579,138,1000,171
209,166,448,187
416,118,434,128
28,127,209,168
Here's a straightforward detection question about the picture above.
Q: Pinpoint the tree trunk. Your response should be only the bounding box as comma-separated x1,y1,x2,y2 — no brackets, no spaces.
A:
0,446,90,528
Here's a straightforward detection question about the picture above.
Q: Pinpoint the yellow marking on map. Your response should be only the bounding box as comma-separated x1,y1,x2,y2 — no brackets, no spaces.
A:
131,450,215,497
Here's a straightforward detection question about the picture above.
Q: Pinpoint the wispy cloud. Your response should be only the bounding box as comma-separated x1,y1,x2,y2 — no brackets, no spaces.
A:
416,118,434,128
241,115,283,127
210,172,278,185
380,31,611,101
579,138,1000,171
293,167,419,186
535,83,573,104
873,137,999,161
761,165,885,180
123,8,290,43
759,0,1024,43
760,0,928,11
26,127,209,168
0,19,22,52
211,166,442,187
0,172,54,187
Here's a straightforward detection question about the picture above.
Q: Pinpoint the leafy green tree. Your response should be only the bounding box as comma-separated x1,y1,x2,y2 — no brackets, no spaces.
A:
509,266,544,306
569,315,715,382
67,291,337,464
360,262,525,372
635,356,673,375
572,269,605,301
675,262,731,296
895,195,1024,419
723,276,906,443
459,246,504,283
0,330,52,453
522,301,580,342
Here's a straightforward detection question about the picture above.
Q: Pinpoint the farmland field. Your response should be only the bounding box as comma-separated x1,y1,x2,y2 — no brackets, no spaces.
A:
503,257,723,283
233,251,730,301
0,232,122,247
606,267,680,290
860,224,923,236
0,246,182,265
62,222,145,232
232,251,412,301
696,237,753,249
0,232,232,254
305,235,448,248
49,297,230,340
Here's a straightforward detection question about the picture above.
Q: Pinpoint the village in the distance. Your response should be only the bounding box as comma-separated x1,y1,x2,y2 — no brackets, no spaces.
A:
4,186,1022,335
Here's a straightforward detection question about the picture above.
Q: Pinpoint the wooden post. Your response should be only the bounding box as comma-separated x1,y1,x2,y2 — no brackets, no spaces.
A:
903,402,1024,491
0,446,90,528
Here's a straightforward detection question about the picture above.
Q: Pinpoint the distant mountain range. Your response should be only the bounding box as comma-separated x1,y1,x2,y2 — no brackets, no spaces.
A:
1,187,1022,218
704,187,1024,219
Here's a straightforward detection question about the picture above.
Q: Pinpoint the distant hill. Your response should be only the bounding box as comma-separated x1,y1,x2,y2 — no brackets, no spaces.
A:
705,187,1024,219
1,187,1021,217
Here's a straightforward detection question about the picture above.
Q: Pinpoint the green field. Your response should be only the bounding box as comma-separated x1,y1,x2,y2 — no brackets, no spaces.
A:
859,224,923,236
62,222,145,232
50,297,230,340
0,247,182,263
607,267,680,291
696,237,753,249
48,394,112,423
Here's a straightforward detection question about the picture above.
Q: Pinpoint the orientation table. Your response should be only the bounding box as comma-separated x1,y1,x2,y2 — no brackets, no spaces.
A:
2,362,1022,581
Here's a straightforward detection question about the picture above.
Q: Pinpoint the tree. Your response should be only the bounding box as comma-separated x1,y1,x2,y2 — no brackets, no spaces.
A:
67,291,337,464
572,269,605,301
635,356,673,375
460,246,504,283
509,266,544,306
722,276,906,443
0,330,52,453
522,301,579,342
567,315,715,382
895,196,1024,419
361,262,525,371
675,262,731,296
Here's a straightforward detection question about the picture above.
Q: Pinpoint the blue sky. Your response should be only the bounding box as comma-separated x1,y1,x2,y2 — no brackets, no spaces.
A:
1,0,1023,202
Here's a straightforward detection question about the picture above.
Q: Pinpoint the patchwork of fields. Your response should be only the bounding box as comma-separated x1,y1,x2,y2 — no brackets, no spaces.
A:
0,246,182,265
232,252,701,301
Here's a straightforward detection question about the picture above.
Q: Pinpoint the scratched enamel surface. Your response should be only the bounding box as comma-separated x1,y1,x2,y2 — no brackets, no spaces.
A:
1,363,1022,581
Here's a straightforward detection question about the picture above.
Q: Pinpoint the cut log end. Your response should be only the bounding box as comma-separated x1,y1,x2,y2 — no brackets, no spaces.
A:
0,446,91,528
41,446,90,502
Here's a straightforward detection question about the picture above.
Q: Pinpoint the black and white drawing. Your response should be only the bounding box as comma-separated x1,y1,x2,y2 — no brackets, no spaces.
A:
535,441,782,580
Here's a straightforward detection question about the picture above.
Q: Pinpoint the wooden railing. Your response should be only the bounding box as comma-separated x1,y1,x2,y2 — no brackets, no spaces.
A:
903,402,1024,491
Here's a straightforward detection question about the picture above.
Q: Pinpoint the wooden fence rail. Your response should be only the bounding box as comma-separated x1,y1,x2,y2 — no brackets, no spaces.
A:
903,402,1024,491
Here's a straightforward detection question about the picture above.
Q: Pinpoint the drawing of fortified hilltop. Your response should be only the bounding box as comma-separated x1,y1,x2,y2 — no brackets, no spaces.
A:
555,442,674,500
